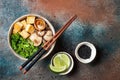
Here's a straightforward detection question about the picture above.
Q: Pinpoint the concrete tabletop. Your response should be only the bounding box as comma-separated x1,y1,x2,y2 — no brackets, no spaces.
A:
0,0,120,80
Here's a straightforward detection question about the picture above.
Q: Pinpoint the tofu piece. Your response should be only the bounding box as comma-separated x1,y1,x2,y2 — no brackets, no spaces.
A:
26,16,35,24
13,29,18,34
19,30,30,39
13,22,23,33
21,20,27,29
25,24,35,34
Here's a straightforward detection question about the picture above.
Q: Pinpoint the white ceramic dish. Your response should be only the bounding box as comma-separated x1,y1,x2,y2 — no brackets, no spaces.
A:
75,42,96,63
8,14,55,60
50,52,74,75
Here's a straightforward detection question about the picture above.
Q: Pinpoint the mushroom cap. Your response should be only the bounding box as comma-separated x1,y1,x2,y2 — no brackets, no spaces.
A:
43,35,53,41
29,33,42,46
33,37,42,46
34,18,46,31
46,30,53,36
37,31,45,37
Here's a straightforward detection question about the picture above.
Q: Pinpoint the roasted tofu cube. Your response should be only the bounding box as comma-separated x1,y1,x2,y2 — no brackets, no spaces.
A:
25,24,35,34
19,30,30,39
26,16,35,24
21,20,27,29
13,22,23,33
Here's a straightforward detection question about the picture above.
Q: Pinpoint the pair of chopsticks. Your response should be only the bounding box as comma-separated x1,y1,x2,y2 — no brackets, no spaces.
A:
19,15,77,74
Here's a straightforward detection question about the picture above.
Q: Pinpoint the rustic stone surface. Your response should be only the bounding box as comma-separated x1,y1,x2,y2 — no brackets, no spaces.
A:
0,0,120,80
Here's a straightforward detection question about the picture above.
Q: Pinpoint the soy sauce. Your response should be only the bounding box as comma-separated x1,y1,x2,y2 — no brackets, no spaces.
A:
78,45,91,59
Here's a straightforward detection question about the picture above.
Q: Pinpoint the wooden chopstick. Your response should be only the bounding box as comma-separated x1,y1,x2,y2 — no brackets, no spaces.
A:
43,15,77,50
19,46,43,70
23,48,46,74
20,15,77,74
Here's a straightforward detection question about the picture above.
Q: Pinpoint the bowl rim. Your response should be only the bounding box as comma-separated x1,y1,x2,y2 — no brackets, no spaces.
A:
8,14,56,61
75,42,96,63
50,51,74,75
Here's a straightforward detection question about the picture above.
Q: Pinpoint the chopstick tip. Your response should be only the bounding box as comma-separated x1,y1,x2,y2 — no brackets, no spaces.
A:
74,15,77,18
75,14,77,16
23,70,27,74
71,15,77,20
19,66,23,70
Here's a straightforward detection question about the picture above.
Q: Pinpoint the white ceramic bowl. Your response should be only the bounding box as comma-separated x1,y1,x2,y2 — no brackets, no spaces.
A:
50,52,74,75
75,42,96,63
8,14,56,60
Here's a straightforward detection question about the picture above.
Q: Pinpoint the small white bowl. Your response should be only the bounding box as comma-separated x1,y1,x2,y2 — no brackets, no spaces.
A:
8,14,56,60
75,42,96,64
50,52,74,75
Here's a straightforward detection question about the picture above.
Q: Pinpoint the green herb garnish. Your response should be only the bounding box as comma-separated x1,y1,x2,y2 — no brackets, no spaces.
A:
10,33,38,58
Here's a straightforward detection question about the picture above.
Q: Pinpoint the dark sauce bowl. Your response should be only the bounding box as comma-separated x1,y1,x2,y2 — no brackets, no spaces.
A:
75,42,96,64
